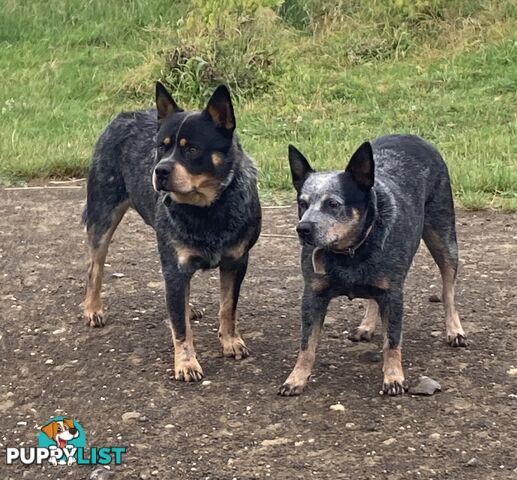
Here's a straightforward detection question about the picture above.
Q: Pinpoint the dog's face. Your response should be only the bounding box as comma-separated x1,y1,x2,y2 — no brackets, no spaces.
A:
152,82,236,207
41,419,79,448
288,142,375,251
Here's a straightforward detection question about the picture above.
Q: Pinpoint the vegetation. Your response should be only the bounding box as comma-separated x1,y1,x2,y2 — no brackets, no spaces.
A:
1,0,515,209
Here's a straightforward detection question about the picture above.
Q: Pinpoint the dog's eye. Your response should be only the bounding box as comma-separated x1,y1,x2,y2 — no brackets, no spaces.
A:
57,428,61,433
298,199,308,210
184,146,200,157
325,199,341,209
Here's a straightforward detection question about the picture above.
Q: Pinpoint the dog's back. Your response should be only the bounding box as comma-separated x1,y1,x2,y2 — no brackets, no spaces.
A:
373,134,453,216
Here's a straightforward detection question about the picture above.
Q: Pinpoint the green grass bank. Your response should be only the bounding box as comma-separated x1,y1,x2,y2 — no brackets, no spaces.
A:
1,0,515,209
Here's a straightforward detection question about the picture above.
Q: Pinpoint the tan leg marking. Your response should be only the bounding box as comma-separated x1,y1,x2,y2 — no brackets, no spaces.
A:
424,228,466,347
173,286,203,382
279,324,321,396
349,299,379,342
218,269,249,359
83,201,129,327
441,264,466,346
382,337,406,396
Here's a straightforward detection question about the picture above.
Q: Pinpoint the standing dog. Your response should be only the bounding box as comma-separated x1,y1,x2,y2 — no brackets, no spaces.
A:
280,135,466,396
83,82,261,381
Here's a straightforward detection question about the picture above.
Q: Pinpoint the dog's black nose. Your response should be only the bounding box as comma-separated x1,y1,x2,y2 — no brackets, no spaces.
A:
155,163,171,179
296,221,313,240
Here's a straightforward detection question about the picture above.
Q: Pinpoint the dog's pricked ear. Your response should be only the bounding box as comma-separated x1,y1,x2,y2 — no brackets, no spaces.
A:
206,85,235,132
41,421,58,440
156,81,181,122
289,144,314,192
346,141,375,190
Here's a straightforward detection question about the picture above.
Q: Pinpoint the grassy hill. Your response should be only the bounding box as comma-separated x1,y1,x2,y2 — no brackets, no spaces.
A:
1,0,515,209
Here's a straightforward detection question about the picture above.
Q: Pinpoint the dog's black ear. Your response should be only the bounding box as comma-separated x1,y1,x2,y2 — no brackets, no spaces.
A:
289,144,314,192
205,85,235,132
346,141,375,190
156,81,181,122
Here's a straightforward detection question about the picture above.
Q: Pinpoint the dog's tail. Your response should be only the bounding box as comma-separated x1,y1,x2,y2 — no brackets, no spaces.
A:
81,203,89,226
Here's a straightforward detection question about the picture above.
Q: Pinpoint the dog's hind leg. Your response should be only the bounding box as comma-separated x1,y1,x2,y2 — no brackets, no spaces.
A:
83,170,129,327
423,186,466,347
84,200,129,327
348,300,379,342
218,254,250,359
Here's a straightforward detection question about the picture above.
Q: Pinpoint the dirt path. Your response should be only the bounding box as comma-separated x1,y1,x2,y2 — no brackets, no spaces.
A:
0,187,516,479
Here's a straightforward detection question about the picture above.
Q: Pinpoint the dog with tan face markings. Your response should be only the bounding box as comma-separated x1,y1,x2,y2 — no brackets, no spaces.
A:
280,135,466,397
83,82,261,382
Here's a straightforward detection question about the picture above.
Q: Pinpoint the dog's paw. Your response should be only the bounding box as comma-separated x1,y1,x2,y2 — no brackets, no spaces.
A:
85,310,105,328
382,379,408,396
189,304,203,321
447,333,467,348
174,356,204,382
220,335,250,360
278,381,306,396
348,327,374,342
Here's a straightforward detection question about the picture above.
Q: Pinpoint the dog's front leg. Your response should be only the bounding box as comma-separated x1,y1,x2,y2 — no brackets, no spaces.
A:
218,254,250,359
158,238,203,382
279,284,330,396
378,292,407,396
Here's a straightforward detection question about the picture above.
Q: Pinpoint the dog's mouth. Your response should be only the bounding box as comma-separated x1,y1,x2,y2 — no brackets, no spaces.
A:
58,438,67,448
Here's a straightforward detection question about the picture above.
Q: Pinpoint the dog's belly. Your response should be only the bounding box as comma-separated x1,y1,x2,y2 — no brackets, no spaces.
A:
334,283,388,300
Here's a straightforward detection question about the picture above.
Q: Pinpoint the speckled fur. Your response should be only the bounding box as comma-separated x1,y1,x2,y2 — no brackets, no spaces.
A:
280,135,466,397
82,85,261,381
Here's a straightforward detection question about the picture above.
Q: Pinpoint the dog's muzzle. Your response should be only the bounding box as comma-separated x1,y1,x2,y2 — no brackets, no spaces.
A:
154,163,171,191
296,221,314,244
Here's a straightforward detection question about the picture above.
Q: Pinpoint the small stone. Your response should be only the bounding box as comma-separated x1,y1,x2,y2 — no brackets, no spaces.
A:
139,474,149,480
202,380,212,386
261,437,290,447
429,294,441,303
430,331,441,338
466,457,478,467
429,433,441,440
359,351,382,363
329,403,345,412
45,359,54,365
382,438,396,446
294,441,304,447
151,471,158,476
506,368,517,376
409,376,441,395
164,424,174,429
89,468,114,480
112,272,125,278
121,411,141,422
345,423,355,429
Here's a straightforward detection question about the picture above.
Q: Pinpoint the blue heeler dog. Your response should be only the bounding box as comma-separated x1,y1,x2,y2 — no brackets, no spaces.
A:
83,82,261,382
279,135,466,396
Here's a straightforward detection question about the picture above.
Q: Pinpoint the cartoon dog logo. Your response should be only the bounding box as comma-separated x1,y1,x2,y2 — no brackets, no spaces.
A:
40,418,80,465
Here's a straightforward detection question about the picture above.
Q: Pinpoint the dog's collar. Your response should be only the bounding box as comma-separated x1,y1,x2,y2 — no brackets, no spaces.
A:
311,222,374,275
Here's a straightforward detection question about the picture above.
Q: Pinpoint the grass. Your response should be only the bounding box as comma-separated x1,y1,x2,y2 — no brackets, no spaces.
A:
0,0,516,209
